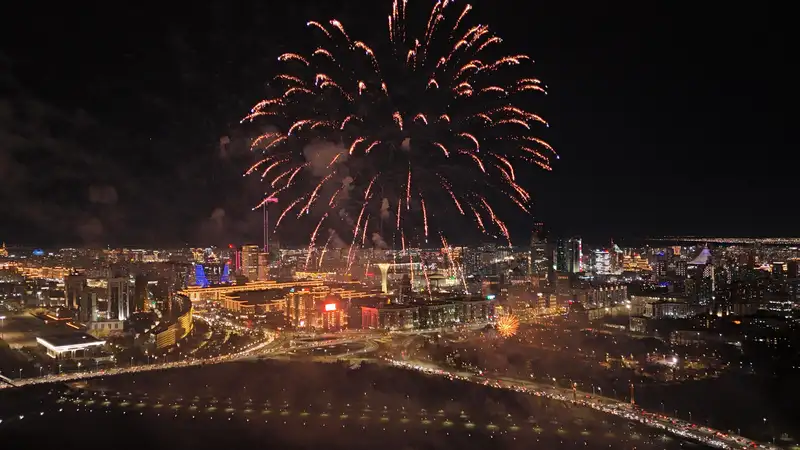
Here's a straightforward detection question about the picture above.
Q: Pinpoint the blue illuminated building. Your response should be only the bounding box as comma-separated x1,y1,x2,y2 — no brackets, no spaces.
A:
193,262,231,287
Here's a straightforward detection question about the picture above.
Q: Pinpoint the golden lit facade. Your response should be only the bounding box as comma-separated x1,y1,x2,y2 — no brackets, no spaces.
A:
156,306,194,349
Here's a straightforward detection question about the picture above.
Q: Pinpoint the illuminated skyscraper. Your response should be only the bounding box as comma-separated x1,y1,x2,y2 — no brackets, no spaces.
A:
241,245,260,282
108,276,132,321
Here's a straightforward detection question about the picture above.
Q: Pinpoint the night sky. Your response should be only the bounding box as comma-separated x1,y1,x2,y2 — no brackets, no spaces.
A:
0,1,791,247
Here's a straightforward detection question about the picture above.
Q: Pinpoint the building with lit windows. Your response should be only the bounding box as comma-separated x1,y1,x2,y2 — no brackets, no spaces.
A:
240,245,260,282
361,304,419,330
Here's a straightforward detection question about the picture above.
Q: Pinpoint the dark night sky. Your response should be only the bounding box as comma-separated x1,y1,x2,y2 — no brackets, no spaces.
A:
0,1,793,247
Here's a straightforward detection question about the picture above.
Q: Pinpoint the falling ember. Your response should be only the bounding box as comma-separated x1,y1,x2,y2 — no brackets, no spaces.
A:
278,53,309,65
413,113,428,125
470,206,486,233
442,182,464,214
433,142,450,157
396,198,402,229
393,112,404,130
270,167,295,188
361,214,370,244
283,166,304,189
300,172,334,216
275,196,306,230
420,196,430,237
260,159,288,179
329,19,352,44
458,132,480,150
349,137,365,155
421,261,432,301
358,81,367,95
327,152,343,168
307,21,331,38
305,213,329,269
364,140,381,154
340,115,360,129
406,168,412,209
318,232,335,269
288,119,312,136
459,150,485,173
328,185,344,206
496,314,520,338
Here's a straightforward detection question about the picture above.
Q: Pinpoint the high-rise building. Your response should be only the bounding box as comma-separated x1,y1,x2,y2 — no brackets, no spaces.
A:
241,245,260,282
530,222,549,277
565,237,582,273
65,273,87,310
555,239,567,272
134,275,149,312
675,260,687,278
108,276,132,321
79,291,99,323
257,252,270,281
772,262,786,280
592,250,611,275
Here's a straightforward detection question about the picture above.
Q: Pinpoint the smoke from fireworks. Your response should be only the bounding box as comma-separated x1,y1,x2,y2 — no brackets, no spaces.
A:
245,0,555,252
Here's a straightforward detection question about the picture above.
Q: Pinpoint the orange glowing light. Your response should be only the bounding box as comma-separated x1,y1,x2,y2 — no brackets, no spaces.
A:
325,303,337,311
496,314,519,338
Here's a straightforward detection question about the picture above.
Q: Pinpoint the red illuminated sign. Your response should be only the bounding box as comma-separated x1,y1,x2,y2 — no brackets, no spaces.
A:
324,303,337,311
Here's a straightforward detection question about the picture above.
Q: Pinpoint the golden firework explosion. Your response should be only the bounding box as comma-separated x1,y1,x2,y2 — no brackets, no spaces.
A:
496,314,520,338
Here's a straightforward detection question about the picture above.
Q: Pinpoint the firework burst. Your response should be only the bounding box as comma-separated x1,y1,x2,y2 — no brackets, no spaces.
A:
495,314,520,338
245,0,555,255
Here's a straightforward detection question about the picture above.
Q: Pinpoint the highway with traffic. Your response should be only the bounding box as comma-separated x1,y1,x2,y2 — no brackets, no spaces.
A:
386,358,781,450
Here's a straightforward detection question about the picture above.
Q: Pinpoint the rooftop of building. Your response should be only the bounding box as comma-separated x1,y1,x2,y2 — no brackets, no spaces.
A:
37,333,103,348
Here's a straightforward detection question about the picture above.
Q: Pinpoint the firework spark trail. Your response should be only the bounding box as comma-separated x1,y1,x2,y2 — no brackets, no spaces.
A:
406,168,412,209
441,180,464,214
300,172,334,216
396,198,402,230
328,152,343,167
422,259,432,301
260,159,288,179
347,201,369,270
361,214,370,245
286,164,307,188
364,140,381,154
305,213,328,269
420,195,429,238
275,196,306,230
318,232,335,269
270,167,295,188
408,250,415,287
307,21,331,38
328,185,344,207
245,0,554,252
470,205,486,233
250,132,281,149
245,154,278,176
